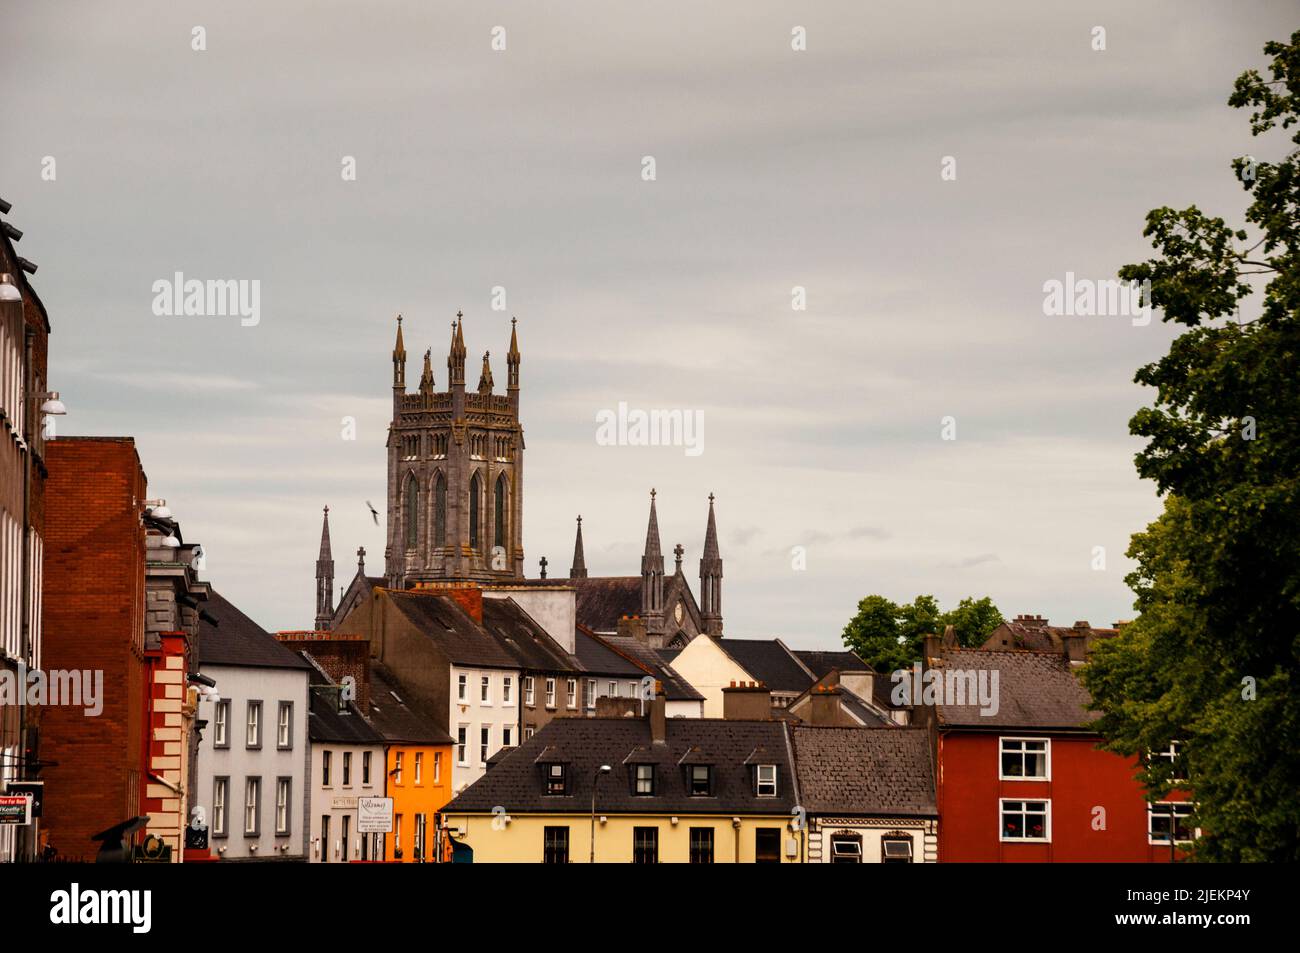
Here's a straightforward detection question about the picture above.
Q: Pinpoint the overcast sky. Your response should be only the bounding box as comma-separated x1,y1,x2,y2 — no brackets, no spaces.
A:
3,1,1292,645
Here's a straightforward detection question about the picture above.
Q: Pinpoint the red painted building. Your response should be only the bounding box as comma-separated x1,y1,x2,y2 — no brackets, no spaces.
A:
918,641,1190,862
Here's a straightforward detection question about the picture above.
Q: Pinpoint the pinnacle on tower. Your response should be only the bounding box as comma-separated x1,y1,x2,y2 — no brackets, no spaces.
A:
507,316,521,391
419,347,435,394
478,350,494,393
392,314,407,390
448,312,466,386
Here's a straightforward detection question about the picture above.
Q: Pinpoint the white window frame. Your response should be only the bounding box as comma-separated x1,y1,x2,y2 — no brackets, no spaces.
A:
457,673,468,703
481,674,492,705
342,751,351,787
998,798,1051,843
566,678,577,710
584,679,595,710
999,736,1051,781
524,676,535,706
503,676,513,705
414,751,423,785
545,678,556,709
755,764,778,797
480,724,491,763
213,778,228,837
608,680,617,699
393,751,403,785
502,725,513,748
244,778,261,836
277,701,292,748
1148,742,1187,782
880,836,913,863
830,836,863,863
275,778,290,835
214,700,229,748
457,726,468,766
433,751,442,783
1147,801,1198,846
245,701,262,748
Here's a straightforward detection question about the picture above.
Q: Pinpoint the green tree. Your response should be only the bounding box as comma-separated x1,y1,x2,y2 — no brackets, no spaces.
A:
842,593,1004,672
1082,32,1300,861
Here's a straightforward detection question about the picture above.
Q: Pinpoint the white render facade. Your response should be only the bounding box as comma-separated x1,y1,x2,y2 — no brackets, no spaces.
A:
449,663,521,793
194,663,310,860
308,739,386,863
804,818,939,864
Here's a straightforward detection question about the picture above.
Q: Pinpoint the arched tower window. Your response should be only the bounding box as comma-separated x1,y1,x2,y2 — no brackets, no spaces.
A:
403,473,419,550
494,473,507,549
469,471,482,550
434,472,447,548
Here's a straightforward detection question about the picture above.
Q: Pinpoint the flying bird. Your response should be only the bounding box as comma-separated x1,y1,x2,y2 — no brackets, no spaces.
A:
366,501,379,525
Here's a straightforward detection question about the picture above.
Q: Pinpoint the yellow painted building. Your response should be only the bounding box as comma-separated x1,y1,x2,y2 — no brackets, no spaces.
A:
441,698,803,863
443,811,801,863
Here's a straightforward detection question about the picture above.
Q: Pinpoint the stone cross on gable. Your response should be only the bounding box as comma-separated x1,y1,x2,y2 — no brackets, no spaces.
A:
539,555,548,579
673,543,683,572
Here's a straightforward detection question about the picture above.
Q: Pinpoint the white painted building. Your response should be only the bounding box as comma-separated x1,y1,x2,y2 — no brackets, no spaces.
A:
194,592,311,861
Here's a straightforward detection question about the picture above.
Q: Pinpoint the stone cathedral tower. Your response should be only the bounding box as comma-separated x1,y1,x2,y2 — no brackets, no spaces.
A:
384,313,525,588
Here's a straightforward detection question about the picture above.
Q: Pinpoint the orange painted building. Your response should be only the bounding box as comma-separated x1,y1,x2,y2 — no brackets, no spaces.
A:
369,664,454,862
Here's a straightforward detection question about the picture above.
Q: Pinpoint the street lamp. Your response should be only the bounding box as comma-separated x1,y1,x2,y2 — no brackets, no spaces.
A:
589,764,611,863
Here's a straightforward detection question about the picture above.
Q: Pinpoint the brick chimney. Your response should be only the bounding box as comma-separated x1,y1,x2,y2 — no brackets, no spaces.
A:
1062,621,1091,664
1013,613,1048,627
276,631,372,711
649,693,667,744
722,681,771,720
617,614,647,643
808,685,846,726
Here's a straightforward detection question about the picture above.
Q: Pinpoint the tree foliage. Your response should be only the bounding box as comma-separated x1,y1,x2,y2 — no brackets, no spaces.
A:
1082,32,1300,861
842,594,1004,672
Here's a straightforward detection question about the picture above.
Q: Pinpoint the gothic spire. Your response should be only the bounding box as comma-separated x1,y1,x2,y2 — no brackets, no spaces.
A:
392,314,406,390
641,489,665,637
569,515,588,578
478,350,494,393
699,493,724,636
315,506,335,631
643,488,662,561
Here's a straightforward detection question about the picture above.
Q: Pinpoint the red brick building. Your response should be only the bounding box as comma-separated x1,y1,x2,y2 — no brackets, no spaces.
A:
40,437,148,859
0,195,55,863
918,641,1190,862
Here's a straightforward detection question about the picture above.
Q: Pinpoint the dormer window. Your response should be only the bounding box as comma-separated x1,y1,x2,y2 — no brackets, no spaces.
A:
755,764,778,797
544,763,568,795
633,764,655,796
689,765,712,796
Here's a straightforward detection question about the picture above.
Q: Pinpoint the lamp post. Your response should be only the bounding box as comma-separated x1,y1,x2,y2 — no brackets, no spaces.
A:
589,764,611,863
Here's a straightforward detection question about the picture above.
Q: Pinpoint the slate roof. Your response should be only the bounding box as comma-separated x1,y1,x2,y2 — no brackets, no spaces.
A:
717,639,814,693
792,726,936,817
933,648,1096,730
574,626,647,677
308,686,386,745
795,650,870,680
527,576,642,632
198,590,312,670
599,635,704,701
481,597,583,673
365,663,455,746
385,590,518,668
445,717,798,815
